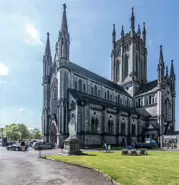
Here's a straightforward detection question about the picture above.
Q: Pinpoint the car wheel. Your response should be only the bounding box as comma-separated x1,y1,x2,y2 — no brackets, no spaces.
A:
16,148,19,151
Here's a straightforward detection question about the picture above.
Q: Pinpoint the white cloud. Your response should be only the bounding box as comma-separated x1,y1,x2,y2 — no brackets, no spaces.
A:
24,23,43,45
0,62,8,76
18,107,33,115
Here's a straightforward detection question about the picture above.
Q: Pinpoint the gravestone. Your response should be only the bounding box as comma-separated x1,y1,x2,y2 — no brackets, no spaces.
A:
62,118,82,155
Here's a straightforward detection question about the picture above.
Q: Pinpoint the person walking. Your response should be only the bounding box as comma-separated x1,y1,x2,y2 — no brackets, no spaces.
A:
21,141,25,151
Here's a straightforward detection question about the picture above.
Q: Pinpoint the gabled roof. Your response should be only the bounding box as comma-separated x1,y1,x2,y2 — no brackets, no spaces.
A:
69,62,131,97
135,79,158,96
69,89,137,114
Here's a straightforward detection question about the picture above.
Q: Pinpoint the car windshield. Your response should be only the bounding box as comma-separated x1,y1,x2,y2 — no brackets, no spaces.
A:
13,143,20,146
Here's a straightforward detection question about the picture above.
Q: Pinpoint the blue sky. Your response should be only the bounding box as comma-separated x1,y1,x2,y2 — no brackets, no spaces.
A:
0,0,178,130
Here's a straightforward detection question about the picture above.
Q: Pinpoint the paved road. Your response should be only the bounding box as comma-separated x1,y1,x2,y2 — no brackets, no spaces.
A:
0,147,113,185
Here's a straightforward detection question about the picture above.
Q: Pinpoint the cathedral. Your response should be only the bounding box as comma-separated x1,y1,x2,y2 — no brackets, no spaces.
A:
41,4,176,147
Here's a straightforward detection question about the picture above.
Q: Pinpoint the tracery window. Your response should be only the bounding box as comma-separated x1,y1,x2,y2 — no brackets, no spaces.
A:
91,87,94,95
83,84,86,93
132,122,136,135
79,79,82,91
121,118,126,134
94,85,97,96
91,116,98,133
107,90,109,100
98,90,100,97
74,81,77,90
108,119,114,133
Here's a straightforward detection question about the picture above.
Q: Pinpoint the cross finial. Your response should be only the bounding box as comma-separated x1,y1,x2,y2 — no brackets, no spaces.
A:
63,3,66,10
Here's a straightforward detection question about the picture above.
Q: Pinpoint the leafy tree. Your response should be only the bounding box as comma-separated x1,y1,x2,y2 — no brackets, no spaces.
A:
29,128,42,139
3,123,30,141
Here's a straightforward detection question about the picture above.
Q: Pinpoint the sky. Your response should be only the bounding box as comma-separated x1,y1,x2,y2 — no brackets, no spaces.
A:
0,0,178,130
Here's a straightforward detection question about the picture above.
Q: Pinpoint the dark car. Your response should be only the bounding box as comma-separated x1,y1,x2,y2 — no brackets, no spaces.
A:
6,143,22,151
32,142,56,150
6,143,28,151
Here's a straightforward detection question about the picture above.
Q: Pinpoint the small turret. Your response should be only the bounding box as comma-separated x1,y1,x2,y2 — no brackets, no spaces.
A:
166,66,168,77
121,25,124,38
157,45,165,85
137,24,141,36
130,7,135,36
142,22,146,46
112,24,116,50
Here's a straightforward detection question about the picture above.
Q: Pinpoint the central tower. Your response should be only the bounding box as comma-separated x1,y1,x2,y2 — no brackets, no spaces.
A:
111,8,147,96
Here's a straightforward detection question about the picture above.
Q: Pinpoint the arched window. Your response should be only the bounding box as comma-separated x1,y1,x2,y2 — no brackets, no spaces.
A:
124,54,128,79
115,96,117,103
132,123,136,135
136,55,138,78
107,91,109,100
91,117,98,133
118,95,120,104
98,90,100,97
110,94,112,101
108,120,111,132
79,79,82,91
74,81,77,90
108,120,114,133
149,95,151,104
91,87,94,95
83,84,86,93
94,85,97,96
116,60,120,82
95,118,98,133
91,117,95,132
104,92,107,99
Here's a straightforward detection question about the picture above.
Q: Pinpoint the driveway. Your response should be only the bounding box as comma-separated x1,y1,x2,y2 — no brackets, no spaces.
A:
0,147,113,185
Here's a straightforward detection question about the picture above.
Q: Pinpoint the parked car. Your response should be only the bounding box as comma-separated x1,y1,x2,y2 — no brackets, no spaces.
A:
6,143,28,151
32,142,56,150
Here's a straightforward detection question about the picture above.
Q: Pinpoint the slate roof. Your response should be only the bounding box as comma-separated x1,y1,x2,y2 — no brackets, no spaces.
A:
69,89,137,114
69,62,131,97
135,79,158,96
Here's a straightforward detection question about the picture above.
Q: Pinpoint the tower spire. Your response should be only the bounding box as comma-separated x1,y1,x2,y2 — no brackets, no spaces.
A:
45,32,51,57
58,3,70,60
61,3,68,32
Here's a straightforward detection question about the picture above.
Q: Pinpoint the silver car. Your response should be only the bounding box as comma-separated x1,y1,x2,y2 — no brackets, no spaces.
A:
33,142,55,150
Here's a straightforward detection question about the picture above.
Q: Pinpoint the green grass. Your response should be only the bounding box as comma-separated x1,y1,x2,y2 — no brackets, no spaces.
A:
46,151,179,185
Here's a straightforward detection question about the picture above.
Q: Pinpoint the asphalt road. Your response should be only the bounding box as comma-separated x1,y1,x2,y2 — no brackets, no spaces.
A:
0,147,113,185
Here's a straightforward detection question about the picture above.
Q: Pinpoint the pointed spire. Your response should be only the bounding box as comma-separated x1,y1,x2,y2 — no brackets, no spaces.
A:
60,3,68,32
159,45,164,64
45,32,51,57
137,24,141,35
121,25,124,37
112,24,116,49
130,7,135,34
142,22,146,46
170,60,175,76
166,66,168,77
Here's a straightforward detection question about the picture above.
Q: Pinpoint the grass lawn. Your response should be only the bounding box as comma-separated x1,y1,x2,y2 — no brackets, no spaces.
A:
46,151,179,185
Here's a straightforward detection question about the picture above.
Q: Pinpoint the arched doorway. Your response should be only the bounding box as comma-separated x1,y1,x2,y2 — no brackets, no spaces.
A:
49,114,59,145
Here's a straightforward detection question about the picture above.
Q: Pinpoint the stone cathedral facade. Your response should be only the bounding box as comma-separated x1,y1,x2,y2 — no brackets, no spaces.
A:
41,4,176,147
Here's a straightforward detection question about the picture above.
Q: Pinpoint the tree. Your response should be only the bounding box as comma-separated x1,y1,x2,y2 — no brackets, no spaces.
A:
3,123,30,141
29,128,42,139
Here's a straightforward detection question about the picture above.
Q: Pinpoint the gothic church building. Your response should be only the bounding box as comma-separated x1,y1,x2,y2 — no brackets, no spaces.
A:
42,4,176,147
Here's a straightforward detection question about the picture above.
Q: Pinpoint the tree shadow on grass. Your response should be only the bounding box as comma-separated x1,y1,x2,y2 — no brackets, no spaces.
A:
81,153,97,156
